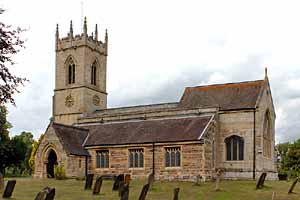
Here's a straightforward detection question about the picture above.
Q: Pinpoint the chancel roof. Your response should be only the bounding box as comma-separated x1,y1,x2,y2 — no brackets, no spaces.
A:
179,80,265,110
83,116,213,147
52,123,90,156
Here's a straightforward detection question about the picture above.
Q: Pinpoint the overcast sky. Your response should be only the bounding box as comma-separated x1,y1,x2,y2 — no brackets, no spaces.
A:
1,0,300,143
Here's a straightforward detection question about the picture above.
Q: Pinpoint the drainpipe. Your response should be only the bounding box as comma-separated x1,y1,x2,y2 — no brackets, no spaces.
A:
85,156,88,178
152,142,155,176
253,109,256,180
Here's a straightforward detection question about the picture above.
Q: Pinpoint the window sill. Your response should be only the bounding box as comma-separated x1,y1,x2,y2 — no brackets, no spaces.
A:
165,166,181,170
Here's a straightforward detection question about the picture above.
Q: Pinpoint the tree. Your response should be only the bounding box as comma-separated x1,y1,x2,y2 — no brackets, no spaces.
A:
0,105,10,142
0,9,27,105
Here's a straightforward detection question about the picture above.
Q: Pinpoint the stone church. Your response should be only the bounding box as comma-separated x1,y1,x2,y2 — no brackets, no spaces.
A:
34,18,277,181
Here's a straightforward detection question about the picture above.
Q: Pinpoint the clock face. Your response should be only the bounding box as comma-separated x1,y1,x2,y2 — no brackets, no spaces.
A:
93,95,100,106
65,94,74,107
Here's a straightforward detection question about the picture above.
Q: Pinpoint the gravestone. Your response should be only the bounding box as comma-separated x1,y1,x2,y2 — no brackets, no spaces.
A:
118,181,125,197
113,174,124,191
147,173,154,190
138,184,150,200
288,177,299,194
194,175,202,186
0,172,4,191
124,174,131,185
215,169,221,191
272,192,276,200
93,176,103,195
34,187,51,200
173,188,180,200
120,183,129,200
256,172,267,189
84,174,94,190
2,180,16,198
45,188,55,200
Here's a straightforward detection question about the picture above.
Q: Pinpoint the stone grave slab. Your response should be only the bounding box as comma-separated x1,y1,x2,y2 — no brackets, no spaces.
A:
2,180,16,198
288,177,299,194
84,174,94,190
120,183,129,200
45,188,55,200
147,173,154,190
113,174,124,191
93,176,103,195
256,172,267,189
138,183,150,200
173,188,180,200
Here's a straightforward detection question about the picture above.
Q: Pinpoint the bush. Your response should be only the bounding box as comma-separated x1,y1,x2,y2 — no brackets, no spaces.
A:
54,165,66,180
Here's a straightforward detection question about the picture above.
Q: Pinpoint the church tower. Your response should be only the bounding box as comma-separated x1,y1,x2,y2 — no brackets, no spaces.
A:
53,18,108,125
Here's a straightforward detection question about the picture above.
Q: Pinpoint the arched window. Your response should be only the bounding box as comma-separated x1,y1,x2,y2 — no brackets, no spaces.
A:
225,135,244,161
91,61,97,86
67,58,75,84
263,111,272,158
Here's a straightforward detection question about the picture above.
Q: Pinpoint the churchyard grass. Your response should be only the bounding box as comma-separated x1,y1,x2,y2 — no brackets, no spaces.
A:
1,177,299,200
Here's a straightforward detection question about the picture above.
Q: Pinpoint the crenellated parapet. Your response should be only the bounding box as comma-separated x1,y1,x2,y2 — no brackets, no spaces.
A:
55,17,108,56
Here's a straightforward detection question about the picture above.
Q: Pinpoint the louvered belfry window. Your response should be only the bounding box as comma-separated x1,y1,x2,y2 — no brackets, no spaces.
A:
129,149,144,168
165,147,181,167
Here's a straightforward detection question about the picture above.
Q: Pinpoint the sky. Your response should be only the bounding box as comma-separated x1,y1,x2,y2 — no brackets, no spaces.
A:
1,0,300,143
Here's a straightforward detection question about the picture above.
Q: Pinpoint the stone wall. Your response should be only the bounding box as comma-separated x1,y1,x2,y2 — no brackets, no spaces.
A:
87,142,213,182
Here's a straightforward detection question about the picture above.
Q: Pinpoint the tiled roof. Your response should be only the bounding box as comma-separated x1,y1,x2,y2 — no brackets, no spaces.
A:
179,80,265,110
83,116,213,147
52,123,90,156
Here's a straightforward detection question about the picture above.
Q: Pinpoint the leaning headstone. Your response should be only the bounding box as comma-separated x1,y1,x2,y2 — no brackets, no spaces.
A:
256,172,267,189
288,177,299,194
138,184,150,200
124,174,131,185
93,176,103,195
118,181,125,197
45,188,55,200
84,174,94,190
147,173,154,190
194,175,202,186
0,172,4,191
2,180,16,198
120,183,129,200
215,169,221,191
113,174,124,191
173,188,180,200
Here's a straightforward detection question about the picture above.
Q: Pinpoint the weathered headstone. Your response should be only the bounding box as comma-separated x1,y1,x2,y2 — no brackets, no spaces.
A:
45,188,55,200
271,192,276,200
138,184,150,200
0,172,4,191
147,173,154,190
34,187,51,200
2,180,16,198
194,175,202,186
113,174,124,191
215,169,221,191
120,183,129,200
93,176,103,195
256,172,267,189
288,177,299,194
118,181,125,197
173,188,180,200
84,174,94,190
124,174,131,185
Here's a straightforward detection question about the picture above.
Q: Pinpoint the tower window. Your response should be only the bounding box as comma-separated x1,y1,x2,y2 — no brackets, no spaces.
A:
67,58,75,84
225,135,244,161
91,61,97,86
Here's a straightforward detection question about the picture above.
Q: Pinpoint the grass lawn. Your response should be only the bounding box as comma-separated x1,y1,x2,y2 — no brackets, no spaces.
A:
0,178,299,200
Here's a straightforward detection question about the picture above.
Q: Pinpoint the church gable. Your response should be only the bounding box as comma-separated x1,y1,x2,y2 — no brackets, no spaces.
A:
179,80,264,110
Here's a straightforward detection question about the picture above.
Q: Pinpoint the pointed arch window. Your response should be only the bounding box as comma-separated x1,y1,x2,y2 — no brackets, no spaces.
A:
91,61,97,86
225,135,244,161
263,111,272,158
67,58,75,84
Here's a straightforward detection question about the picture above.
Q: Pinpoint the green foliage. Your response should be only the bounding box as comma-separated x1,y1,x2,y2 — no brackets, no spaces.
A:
28,134,43,171
0,105,10,143
54,165,66,180
277,139,300,178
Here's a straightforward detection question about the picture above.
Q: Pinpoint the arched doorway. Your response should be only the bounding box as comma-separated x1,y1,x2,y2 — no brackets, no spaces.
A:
47,149,58,178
